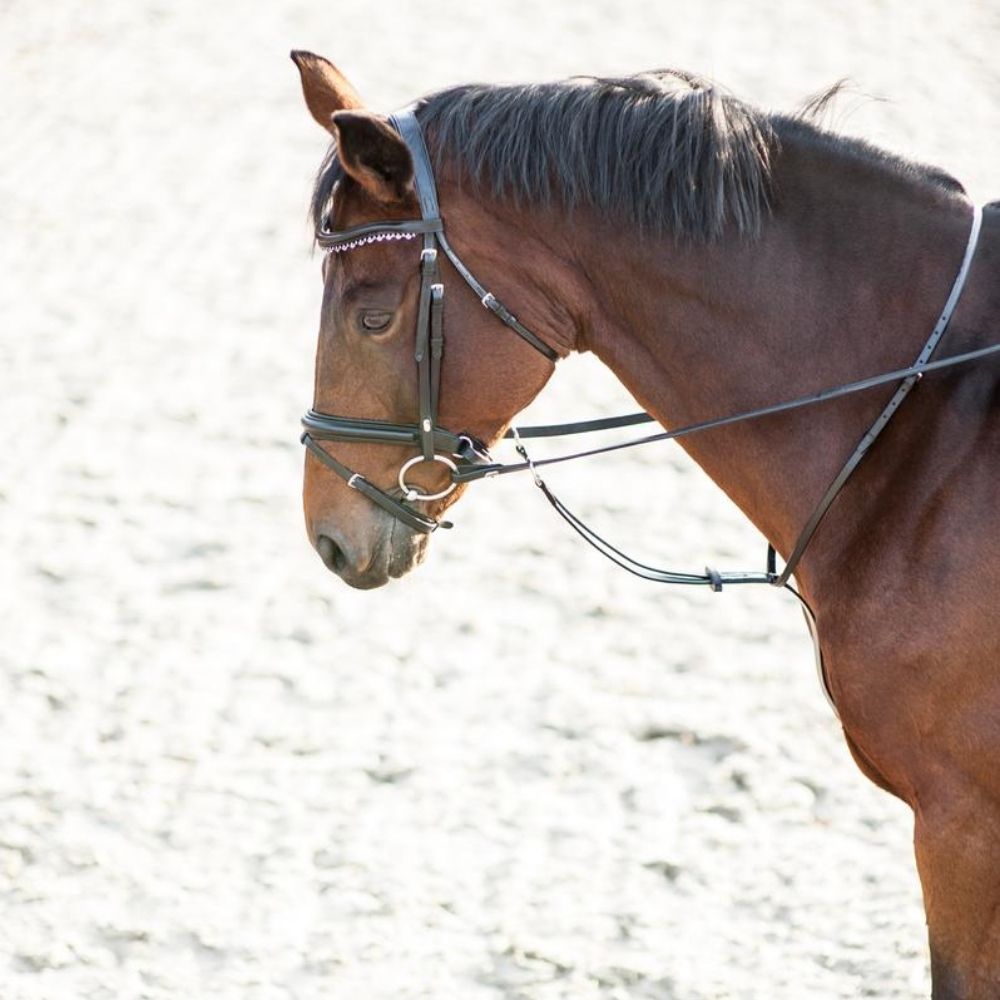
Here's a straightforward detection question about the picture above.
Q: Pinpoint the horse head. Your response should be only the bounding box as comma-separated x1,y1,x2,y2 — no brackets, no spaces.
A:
292,52,565,587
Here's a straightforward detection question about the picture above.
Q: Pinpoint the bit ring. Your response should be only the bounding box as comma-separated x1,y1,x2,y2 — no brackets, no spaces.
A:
399,455,458,502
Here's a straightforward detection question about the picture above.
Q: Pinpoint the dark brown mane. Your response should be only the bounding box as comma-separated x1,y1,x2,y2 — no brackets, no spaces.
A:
310,71,964,243
417,71,775,242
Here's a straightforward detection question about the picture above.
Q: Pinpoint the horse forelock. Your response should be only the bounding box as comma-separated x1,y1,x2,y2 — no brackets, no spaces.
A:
310,143,344,236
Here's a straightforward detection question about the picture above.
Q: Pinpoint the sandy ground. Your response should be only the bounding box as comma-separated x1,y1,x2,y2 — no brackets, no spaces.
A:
2,2,999,998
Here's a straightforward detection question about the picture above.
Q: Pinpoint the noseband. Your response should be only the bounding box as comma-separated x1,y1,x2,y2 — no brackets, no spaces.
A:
301,109,558,534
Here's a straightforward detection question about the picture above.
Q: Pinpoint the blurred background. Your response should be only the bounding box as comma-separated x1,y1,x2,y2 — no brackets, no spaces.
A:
3,2,998,997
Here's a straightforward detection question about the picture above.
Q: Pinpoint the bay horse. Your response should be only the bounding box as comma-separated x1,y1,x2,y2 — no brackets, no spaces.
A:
290,51,999,998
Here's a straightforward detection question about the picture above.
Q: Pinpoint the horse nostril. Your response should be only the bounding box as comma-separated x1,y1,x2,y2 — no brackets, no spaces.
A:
317,534,347,574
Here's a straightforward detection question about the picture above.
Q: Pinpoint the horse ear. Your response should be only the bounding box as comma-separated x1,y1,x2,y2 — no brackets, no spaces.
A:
331,110,415,205
291,50,364,133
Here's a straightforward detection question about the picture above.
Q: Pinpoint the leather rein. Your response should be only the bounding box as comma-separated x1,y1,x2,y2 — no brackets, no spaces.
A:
302,108,994,593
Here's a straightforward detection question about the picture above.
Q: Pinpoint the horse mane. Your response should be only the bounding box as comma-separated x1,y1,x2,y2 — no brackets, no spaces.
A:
311,72,964,243
417,70,773,242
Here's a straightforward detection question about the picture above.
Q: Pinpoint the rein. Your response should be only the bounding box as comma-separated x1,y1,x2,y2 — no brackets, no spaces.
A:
302,108,991,598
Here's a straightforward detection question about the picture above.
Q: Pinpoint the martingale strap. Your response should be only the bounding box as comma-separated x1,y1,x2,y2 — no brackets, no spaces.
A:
770,201,984,586
454,340,1000,484
495,203,987,598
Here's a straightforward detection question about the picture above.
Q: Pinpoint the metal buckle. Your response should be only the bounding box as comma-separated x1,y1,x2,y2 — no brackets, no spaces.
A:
398,454,459,502
510,426,543,487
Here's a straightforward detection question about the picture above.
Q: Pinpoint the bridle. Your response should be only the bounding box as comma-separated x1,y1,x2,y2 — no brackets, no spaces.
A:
301,109,558,534
302,108,996,595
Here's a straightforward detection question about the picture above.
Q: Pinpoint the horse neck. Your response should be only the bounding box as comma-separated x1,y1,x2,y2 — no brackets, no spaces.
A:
542,131,976,586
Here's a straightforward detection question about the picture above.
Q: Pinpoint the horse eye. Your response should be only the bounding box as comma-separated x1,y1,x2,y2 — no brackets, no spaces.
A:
359,310,393,333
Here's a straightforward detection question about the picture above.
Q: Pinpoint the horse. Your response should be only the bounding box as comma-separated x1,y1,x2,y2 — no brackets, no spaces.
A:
289,51,999,998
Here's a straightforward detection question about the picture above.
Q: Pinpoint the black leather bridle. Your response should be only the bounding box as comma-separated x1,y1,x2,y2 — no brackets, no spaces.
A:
302,108,995,595
301,109,558,534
